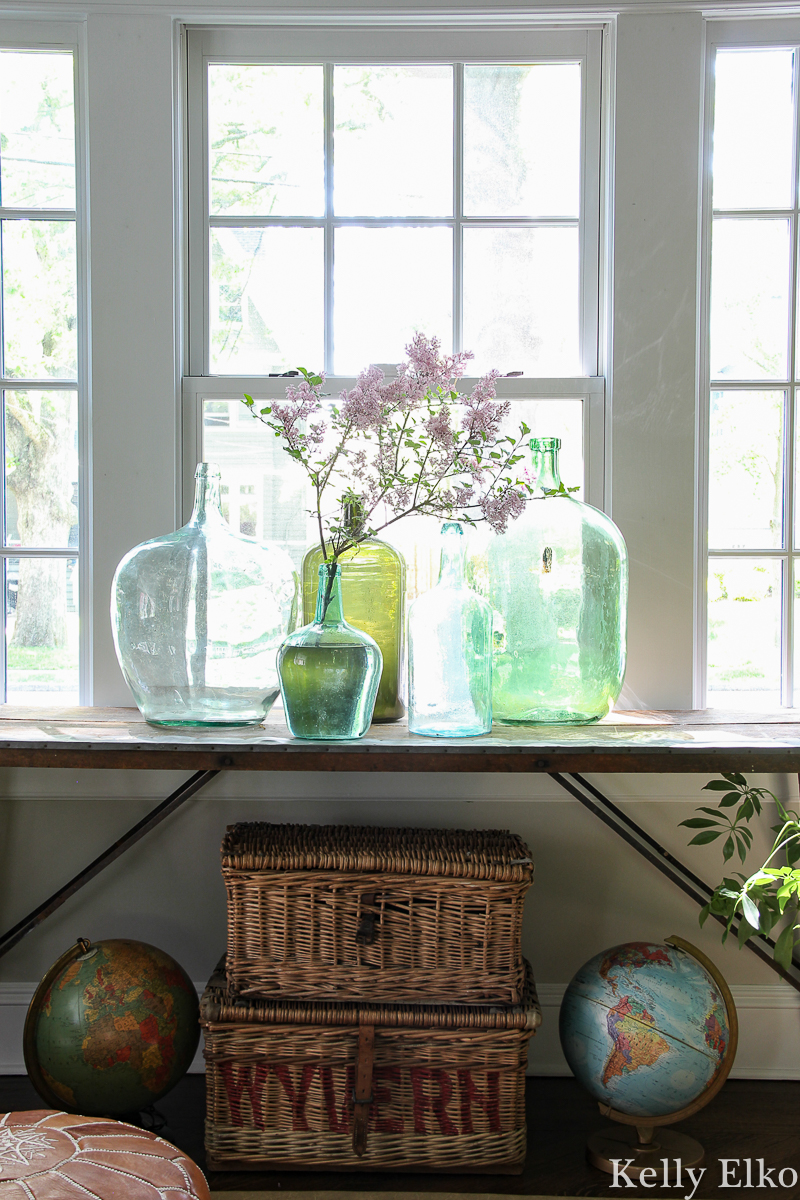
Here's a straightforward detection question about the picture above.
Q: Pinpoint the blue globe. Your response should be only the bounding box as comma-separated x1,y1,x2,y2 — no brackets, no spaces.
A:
559,941,732,1119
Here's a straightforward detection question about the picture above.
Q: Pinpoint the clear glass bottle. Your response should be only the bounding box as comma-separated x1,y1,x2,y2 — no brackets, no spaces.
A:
279,561,383,739
302,534,406,722
408,522,492,737
111,462,298,726
488,437,628,724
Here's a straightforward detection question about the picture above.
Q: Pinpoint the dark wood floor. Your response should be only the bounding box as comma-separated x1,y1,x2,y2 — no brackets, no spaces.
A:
1,1075,798,1197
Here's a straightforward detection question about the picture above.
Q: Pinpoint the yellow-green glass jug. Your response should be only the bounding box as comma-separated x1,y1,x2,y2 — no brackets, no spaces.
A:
301,537,406,722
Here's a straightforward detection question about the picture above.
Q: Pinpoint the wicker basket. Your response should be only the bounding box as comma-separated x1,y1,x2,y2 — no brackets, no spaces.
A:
221,823,534,1005
201,959,540,1174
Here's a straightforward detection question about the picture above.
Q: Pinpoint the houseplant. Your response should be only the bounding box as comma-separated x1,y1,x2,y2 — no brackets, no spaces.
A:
681,772,800,969
243,332,533,738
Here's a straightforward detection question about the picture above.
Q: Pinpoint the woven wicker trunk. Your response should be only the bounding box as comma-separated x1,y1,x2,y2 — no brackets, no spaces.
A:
221,823,534,1005
201,961,540,1174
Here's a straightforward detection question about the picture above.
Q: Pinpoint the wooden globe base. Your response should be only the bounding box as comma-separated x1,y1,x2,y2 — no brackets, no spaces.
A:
588,1125,705,1180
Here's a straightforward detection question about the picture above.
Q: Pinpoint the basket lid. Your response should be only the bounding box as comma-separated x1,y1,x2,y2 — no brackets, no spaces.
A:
200,958,541,1032
221,823,533,881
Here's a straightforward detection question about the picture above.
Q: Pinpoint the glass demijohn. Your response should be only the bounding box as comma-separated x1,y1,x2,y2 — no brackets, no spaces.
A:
279,561,383,740
111,463,298,726
408,523,492,737
488,438,628,724
302,534,406,721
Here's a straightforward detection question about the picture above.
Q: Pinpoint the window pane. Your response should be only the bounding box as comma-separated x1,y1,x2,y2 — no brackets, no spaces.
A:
707,558,781,709
464,63,580,217
5,555,78,705
202,398,312,572
463,226,579,375
334,66,453,217
710,219,790,381
709,390,784,550
2,219,77,379
333,226,452,373
208,64,324,217
0,51,75,209
5,391,78,549
712,50,794,211
210,227,324,374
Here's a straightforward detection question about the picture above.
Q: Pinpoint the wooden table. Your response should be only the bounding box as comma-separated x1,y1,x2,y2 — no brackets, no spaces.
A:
0,705,797,772
1,706,798,988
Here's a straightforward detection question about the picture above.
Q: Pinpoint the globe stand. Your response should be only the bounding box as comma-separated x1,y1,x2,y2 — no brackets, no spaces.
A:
581,936,739,1183
587,1124,705,1180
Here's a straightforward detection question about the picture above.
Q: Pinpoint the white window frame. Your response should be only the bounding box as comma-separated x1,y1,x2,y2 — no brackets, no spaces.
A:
0,20,90,705
182,23,607,519
697,17,800,709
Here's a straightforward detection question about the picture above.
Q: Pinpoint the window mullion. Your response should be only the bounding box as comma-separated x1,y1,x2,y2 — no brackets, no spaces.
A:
453,61,463,354
324,61,334,377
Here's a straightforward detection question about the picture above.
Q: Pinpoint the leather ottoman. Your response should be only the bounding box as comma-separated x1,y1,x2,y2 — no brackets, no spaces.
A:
0,1110,210,1198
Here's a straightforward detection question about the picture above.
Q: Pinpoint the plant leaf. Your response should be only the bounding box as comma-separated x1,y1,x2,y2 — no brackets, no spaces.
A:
741,893,761,929
774,923,797,971
688,830,723,845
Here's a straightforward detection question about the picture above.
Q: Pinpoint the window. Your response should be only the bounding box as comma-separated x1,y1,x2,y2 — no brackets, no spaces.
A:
183,25,604,595
702,31,800,708
0,44,83,705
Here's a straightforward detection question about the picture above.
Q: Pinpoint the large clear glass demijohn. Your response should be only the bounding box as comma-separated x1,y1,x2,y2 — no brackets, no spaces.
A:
408,522,492,737
112,463,298,726
488,438,628,724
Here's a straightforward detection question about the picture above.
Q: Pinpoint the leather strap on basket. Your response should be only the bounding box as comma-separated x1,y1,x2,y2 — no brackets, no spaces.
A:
352,1023,375,1157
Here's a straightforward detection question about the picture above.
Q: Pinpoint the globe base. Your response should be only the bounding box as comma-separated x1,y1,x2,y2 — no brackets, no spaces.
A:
587,1125,705,1180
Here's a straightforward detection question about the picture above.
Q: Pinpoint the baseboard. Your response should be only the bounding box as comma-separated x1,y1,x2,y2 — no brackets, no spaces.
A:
0,981,797,1079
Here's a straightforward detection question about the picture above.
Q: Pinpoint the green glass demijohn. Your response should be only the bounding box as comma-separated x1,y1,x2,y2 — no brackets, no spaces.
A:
279,560,383,740
302,517,406,722
408,522,492,737
111,462,298,727
488,438,628,724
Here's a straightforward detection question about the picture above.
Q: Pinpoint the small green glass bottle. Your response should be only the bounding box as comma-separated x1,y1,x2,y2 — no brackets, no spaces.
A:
302,530,406,722
488,437,628,724
279,561,383,740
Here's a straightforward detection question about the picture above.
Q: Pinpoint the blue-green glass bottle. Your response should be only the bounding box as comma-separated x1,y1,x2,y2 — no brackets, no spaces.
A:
111,463,298,727
278,561,383,740
488,438,628,724
408,522,492,737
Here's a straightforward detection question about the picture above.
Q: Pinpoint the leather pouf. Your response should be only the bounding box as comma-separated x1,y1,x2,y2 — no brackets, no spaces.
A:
0,1110,210,1198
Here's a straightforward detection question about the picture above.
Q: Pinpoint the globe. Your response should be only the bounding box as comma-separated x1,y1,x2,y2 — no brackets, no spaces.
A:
559,939,735,1120
24,938,200,1117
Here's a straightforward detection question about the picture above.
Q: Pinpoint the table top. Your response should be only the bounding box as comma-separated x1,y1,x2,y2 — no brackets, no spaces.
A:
0,706,798,772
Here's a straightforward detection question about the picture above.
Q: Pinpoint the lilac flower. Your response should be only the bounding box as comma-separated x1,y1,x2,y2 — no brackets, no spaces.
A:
480,485,527,534
424,407,454,447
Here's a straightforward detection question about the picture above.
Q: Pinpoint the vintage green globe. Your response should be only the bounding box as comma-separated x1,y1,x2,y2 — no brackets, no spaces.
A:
24,938,200,1117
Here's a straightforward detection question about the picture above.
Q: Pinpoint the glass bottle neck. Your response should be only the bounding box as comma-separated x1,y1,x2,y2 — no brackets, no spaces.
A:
315,563,345,624
191,465,225,526
437,525,466,587
534,447,562,493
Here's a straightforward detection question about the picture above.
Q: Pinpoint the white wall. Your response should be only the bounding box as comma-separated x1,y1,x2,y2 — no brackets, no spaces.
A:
0,0,797,1089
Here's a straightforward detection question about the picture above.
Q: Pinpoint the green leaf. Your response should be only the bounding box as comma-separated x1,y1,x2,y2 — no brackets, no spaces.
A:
718,792,743,808
688,830,723,845
737,918,756,947
703,779,740,791
722,772,748,786
699,903,711,927
741,893,760,929
680,817,721,828
774,923,797,971
722,834,735,862
736,837,748,866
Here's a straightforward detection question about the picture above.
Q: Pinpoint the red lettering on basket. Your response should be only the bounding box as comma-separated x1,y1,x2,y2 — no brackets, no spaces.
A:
373,1066,404,1134
220,1062,269,1130
457,1070,501,1133
410,1068,458,1135
271,1064,319,1131
321,1065,354,1133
